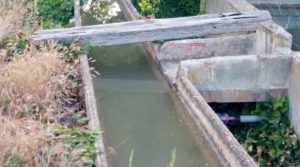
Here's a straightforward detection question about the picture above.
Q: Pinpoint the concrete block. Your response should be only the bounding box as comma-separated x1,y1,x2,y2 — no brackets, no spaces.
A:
188,64,214,90
159,60,180,85
213,56,258,90
258,55,291,88
288,52,300,135
158,34,256,61
256,22,292,55
179,55,290,102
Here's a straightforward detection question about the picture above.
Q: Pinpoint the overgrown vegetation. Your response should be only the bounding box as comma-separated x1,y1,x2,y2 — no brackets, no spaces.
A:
132,0,201,18
24,0,74,28
0,1,23,42
0,1,97,166
212,97,300,167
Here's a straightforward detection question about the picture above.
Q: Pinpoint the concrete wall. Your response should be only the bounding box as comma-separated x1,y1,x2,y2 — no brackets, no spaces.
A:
178,55,291,102
158,34,256,61
288,52,300,134
157,34,256,87
74,1,108,167
176,76,257,167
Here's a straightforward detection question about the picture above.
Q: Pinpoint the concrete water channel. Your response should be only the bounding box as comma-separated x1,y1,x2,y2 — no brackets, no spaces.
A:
33,0,300,166
82,2,221,167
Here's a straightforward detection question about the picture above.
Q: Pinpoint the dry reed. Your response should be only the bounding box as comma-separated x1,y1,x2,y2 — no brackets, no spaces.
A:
0,0,23,42
0,116,85,167
0,44,66,120
0,2,90,166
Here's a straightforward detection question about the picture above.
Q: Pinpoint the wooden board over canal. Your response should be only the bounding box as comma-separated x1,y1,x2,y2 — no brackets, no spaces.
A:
32,11,271,46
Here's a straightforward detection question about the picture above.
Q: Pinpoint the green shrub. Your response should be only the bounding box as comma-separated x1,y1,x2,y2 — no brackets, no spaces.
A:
28,0,74,28
136,0,160,17
230,97,300,167
132,0,200,18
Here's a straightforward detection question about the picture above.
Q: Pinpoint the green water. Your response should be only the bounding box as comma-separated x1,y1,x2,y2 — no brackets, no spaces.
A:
90,44,220,167
84,1,221,167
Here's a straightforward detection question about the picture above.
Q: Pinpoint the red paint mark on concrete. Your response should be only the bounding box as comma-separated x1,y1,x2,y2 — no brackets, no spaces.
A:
165,42,177,47
166,42,208,51
180,43,208,51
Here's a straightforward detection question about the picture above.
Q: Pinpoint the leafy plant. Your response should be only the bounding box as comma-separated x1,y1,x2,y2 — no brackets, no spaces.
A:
57,42,81,62
54,126,98,167
26,0,74,28
229,97,300,167
137,0,160,17
4,33,30,59
80,42,94,54
132,0,200,18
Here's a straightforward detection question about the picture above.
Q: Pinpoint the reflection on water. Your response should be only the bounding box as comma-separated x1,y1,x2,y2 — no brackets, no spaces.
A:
82,0,122,24
82,1,221,166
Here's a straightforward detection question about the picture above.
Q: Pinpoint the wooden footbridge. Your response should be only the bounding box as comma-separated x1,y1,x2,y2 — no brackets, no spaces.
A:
32,11,271,46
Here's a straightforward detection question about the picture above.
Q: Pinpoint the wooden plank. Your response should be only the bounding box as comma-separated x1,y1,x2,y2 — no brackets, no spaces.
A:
74,0,81,27
116,0,140,20
32,11,271,46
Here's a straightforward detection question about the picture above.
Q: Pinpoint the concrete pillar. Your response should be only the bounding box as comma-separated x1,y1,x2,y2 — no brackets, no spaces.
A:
256,22,292,55
288,52,300,135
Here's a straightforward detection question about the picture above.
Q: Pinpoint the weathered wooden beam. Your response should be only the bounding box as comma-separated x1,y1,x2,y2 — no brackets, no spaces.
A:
32,11,271,46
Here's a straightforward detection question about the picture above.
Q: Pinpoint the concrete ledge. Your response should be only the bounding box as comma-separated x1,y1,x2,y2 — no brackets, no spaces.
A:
201,89,287,103
178,55,291,102
159,34,256,61
74,1,108,166
247,0,300,6
80,55,108,167
157,34,256,87
176,76,257,167
288,52,300,134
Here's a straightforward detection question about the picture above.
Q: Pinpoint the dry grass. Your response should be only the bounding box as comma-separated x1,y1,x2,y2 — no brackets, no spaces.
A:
0,0,23,42
0,43,89,166
0,116,85,167
0,44,86,165
0,117,47,166
0,44,66,120
0,2,91,166
3,46,63,98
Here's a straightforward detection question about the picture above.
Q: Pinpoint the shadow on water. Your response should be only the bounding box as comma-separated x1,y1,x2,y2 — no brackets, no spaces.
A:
82,1,222,166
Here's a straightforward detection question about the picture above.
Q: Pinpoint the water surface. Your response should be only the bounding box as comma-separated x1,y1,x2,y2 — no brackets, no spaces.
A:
83,1,221,166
